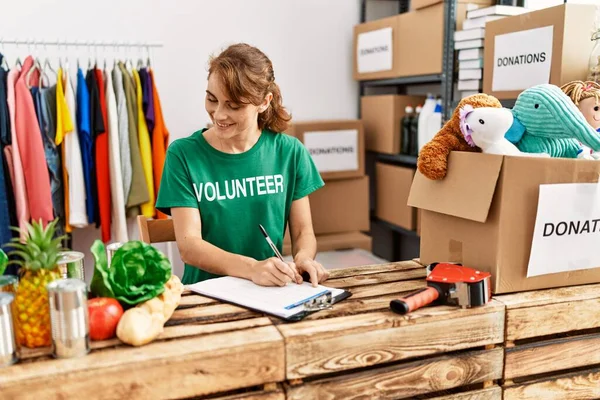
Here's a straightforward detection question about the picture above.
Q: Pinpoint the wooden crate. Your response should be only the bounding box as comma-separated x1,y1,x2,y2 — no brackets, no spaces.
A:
276,261,506,399
496,283,600,400
1,295,285,399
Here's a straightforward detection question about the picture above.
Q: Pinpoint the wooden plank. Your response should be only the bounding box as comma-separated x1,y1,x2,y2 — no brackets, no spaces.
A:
328,261,424,279
0,326,284,400
20,318,274,361
278,303,505,379
325,268,427,289
344,279,426,300
503,369,600,400
169,303,259,324
214,388,285,400
495,283,600,309
505,298,600,341
285,348,503,400
505,332,600,380
178,294,218,307
427,386,502,400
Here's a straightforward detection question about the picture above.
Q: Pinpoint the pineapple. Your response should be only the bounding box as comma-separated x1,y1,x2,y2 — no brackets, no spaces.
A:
7,219,66,348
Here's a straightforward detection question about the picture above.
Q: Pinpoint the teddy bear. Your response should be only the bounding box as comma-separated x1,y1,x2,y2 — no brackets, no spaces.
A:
417,93,503,180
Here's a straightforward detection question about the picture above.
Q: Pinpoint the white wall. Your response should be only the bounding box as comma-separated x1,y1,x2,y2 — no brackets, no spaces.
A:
0,0,361,281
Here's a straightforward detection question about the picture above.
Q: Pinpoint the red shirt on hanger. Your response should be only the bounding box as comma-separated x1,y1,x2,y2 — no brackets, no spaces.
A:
95,68,111,242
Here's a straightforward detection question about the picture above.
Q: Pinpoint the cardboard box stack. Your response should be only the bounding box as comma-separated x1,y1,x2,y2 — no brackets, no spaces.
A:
455,5,528,99
283,121,371,256
354,0,494,81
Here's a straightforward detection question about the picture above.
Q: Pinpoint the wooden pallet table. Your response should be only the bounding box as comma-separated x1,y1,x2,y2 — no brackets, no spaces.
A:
0,294,285,399
496,283,600,400
277,261,505,400
1,261,507,399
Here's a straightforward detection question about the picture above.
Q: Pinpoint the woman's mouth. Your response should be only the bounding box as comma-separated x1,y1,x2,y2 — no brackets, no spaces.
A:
216,122,234,128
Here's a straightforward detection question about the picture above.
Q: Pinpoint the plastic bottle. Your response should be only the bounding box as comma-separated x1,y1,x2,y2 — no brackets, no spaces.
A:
424,98,443,149
409,105,422,156
400,106,414,155
417,94,437,154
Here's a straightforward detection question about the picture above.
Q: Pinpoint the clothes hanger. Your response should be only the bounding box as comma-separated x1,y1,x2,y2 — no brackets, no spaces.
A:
41,42,56,85
0,38,9,70
25,39,44,89
146,44,152,70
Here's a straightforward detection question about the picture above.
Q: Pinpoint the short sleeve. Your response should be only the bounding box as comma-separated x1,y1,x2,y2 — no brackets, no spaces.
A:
155,143,199,215
292,139,325,200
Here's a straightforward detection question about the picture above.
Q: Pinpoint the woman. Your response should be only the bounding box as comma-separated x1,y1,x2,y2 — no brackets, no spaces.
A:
155,43,329,287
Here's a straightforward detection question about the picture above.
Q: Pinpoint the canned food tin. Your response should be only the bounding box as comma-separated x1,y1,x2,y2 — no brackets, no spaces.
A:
47,279,90,359
0,292,18,367
0,275,18,294
57,251,85,281
106,242,124,267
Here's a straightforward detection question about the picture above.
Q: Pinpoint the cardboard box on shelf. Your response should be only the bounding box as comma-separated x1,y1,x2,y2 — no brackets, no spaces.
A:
483,3,597,100
360,94,426,154
376,162,416,231
286,120,364,181
411,0,492,11
408,152,600,294
354,0,493,80
310,176,370,235
416,208,422,237
282,231,372,256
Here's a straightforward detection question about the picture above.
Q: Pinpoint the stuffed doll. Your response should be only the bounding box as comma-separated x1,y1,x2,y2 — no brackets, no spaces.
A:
505,84,600,158
459,105,548,157
560,81,600,159
417,94,503,180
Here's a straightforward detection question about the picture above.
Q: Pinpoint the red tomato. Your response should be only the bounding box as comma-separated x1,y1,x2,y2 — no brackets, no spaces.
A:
88,298,124,341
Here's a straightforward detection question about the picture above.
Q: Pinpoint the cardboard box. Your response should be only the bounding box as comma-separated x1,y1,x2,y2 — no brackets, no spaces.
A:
416,208,422,237
354,1,492,80
286,120,365,181
411,0,492,11
483,4,597,99
376,162,416,230
283,231,372,256
360,95,426,154
310,176,370,235
408,152,600,294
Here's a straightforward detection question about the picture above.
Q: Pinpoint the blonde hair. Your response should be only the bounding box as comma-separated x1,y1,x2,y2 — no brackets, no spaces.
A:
560,80,600,106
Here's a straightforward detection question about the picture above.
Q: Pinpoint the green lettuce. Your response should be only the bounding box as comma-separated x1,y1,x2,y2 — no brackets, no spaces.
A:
90,240,172,306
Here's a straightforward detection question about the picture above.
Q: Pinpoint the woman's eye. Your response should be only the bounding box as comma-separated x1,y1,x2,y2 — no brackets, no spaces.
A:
228,104,240,110
207,98,217,103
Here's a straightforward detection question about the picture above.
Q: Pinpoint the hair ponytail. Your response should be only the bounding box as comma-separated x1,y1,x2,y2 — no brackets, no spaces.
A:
259,82,291,133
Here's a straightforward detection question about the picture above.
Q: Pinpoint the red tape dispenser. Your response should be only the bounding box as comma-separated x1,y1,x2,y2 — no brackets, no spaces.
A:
390,263,492,315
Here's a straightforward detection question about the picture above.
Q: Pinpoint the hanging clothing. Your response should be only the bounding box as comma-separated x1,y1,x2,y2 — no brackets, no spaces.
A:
118,62,148,215
132,69,155,218
6,68,29,240
105,69,128,243
40,84,65,235
55,68,73,233
0,58,17,234
14,56,53,225
76,68,95,224
94,68,111,243
86,69,104,227
63,70,88,229
0,60,13,246
139,68,155,135
111,67,132,204
150,70,169,220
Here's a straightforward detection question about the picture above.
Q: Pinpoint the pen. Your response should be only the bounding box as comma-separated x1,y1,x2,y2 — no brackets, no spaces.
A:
258,224,285,262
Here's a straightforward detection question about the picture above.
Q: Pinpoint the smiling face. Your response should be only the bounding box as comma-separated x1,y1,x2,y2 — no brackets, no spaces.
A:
205,72,271,140
577,97,600,131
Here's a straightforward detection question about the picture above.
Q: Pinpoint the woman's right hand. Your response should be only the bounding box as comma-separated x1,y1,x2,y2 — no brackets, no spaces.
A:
251,257,301,287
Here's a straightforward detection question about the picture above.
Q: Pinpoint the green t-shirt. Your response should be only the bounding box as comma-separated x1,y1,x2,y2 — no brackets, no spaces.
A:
155,128,325,284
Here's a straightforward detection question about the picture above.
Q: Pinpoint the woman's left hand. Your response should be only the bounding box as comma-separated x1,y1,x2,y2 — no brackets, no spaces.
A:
293,257,330,287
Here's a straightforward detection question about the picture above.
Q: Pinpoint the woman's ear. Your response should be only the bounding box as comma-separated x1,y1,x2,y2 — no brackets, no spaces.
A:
260,92,273,113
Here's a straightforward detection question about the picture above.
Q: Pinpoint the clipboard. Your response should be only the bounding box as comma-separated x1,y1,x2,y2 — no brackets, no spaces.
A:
186,276,352,322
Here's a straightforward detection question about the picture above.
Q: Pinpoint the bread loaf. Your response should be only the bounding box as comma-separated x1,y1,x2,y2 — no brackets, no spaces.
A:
116,275,185,346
